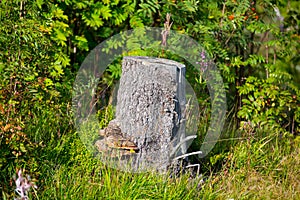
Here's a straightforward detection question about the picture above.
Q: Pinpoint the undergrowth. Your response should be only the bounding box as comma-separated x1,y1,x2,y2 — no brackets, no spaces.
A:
2,110,299,199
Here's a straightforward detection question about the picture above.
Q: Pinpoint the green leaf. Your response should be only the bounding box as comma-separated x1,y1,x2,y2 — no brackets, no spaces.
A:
99,6,112,20
0,62,4,73
75,35,89,51
44,78,54,87
52,8,68,20
36,0,44,9
130,16,144,28
19,143,27,153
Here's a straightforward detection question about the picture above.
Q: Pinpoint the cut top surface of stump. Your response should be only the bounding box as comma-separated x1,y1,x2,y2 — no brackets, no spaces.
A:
122,56,185,69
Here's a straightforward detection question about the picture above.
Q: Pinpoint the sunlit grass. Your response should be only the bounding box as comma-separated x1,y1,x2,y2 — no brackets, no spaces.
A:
3,110,300,199
36,135,202,199
200,133,300,199
30,131,299,199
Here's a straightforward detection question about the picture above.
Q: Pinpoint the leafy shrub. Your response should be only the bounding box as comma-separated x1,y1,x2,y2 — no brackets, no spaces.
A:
238,75,300,134
0,0,73,196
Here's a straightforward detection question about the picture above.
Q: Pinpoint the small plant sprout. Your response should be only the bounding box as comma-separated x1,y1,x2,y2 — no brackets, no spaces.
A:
13,169,37,200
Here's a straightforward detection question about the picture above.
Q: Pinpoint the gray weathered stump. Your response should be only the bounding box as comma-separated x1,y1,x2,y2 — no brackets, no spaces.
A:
99,56,187,172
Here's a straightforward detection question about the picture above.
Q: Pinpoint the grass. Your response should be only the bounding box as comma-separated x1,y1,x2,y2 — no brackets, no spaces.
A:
201,133,300,199
2,107,300,199
23,132,299,199
31,134,203,199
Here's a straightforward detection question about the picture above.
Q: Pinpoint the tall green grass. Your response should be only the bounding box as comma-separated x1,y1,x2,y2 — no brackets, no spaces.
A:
3,104,299,199
33,134,203,200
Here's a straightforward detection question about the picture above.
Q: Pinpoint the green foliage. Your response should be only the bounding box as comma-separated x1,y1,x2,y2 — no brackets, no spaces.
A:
238,75,299,134
1,0,300,198
0,0,73,196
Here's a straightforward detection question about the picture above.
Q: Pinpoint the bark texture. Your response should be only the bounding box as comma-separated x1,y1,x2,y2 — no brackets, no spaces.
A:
113,56,186,172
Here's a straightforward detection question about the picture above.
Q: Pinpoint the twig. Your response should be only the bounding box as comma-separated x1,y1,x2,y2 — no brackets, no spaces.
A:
161,13,173,47
219,1,226,27
254,30,270,55
273,49,277,65
20,1,23,19
225,29,235,46
265,31,269,78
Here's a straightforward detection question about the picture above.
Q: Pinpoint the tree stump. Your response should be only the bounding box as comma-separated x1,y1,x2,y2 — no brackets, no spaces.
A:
97,56,187,172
